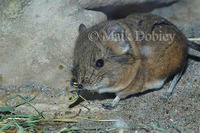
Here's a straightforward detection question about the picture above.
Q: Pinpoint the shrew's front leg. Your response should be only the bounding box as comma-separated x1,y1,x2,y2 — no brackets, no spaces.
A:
102,96,120,110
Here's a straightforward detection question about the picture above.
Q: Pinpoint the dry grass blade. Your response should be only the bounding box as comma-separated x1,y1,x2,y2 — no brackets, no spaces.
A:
5,94,43,117
76,116,119,122
39,119,77,122
188,38,200,41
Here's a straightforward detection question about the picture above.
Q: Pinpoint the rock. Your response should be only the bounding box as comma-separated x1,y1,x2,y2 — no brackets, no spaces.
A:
79,0,178,9
152,0,200,26
79,0,178,19
0,0,106,88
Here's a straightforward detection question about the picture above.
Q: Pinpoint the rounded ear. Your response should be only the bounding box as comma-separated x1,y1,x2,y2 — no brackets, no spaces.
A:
104,23,131,55
79,24,87,32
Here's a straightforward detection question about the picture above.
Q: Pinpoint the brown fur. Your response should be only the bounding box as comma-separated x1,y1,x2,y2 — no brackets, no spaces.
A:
72,13,187,99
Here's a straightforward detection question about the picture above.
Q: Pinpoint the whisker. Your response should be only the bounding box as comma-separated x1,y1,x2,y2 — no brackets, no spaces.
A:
50,54,75,73
91,75,103,90
88,69,95,83
49,43,76,73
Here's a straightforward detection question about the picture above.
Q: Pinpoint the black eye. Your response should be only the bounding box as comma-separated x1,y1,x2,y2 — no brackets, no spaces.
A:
96,59,104,67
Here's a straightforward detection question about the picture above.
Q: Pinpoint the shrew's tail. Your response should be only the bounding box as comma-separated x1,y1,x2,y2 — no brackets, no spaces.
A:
188,41,200,51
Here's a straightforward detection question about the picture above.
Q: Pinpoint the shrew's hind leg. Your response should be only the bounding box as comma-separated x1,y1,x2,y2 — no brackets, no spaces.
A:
161,69,184,100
